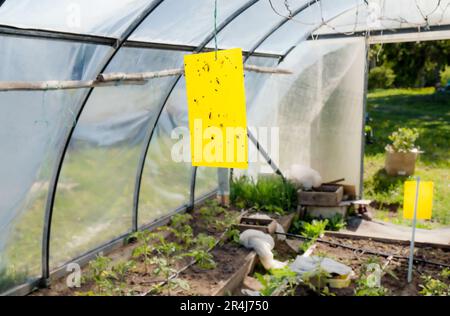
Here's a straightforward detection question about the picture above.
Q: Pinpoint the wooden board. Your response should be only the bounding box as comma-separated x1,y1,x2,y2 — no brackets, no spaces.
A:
298,185,344,206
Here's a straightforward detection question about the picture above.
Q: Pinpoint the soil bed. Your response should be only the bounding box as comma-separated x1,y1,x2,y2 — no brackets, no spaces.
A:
33,202,246,296
173,242,252,296
265,235,450,296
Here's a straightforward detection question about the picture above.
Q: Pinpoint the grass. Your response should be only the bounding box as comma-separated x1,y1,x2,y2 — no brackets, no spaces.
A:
364,88,450,227
230,175,298,214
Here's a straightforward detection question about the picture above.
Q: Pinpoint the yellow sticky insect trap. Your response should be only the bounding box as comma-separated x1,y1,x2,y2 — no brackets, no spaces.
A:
184,48,248,169
403,180,433,220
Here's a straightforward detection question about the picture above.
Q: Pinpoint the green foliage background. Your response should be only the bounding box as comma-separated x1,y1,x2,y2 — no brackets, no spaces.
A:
369,41,450,88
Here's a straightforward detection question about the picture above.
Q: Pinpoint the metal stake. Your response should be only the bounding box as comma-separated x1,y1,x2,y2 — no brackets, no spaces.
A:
407,176,420,283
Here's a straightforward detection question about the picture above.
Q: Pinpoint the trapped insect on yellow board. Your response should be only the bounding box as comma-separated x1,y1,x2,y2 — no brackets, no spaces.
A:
184,48,248,169
403,180,433,220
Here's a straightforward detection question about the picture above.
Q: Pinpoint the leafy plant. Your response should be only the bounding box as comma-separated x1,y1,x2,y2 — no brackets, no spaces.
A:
354,258,394,296
231,176,297,214
111,260,136,283
131,231,160,274
211,211,239,231
148,236,185,295
441,268,450,279
170,213,193,229
162,214,195,247
199,200,225,221
84,255,112,284
224,228,241,245
194,233,217,250
290,218,328,254
419,275,450,296
184,250,216,270
255,267,299,296
301,267,334,296
368,65,396,90
326,214,346,231
149,256,188,295
300,219,328,239
80,255,136,296
386,127,419,153
173,225,195,248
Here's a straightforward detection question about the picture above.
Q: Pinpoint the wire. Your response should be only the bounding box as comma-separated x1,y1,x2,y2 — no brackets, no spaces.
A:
265,0,450,41
214,0,218,60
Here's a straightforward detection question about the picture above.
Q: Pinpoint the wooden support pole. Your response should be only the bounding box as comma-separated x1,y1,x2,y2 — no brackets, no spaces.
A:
0,65,292,92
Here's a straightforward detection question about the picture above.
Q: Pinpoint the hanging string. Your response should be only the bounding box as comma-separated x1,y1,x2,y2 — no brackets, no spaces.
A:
214,0,218,60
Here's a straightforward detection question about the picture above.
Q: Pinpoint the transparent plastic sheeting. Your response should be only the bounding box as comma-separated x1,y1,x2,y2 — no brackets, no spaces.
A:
0,36,110,290
243,56,280,179
195,167,218,200
51,48,185,269
139,77,192,227
130,0,244,46
195,55,281,192
249,38,366,192
0,0,154,38
314,0,450,36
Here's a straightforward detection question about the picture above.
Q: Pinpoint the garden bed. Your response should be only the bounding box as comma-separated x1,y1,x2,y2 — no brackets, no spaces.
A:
32,200,248,296
243,233,449,296
31,174,449,297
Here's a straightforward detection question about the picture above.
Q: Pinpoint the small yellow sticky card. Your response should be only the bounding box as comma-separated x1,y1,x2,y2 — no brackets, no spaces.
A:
184,48,248,169
403,181,433,220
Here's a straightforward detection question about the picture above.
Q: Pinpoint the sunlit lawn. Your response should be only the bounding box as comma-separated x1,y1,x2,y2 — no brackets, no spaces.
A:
364,88,450,228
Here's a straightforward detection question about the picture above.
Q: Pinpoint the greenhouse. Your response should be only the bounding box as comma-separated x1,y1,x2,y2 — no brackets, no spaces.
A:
0,0,449,297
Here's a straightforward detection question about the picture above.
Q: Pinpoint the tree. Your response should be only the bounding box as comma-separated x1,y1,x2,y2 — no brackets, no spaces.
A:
369,41,450,88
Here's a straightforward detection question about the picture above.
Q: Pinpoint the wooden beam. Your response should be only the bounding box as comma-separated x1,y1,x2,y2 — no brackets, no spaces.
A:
0,65,292,92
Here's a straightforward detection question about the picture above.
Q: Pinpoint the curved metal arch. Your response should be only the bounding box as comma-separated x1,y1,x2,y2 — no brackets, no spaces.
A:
41,0,165,285
190,0,327,200
245,0,319,58
227,0,326,181
281,1,368,60
132,0,260,229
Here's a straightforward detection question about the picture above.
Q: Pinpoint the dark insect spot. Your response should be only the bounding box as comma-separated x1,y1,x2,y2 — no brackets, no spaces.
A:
208,112,212,119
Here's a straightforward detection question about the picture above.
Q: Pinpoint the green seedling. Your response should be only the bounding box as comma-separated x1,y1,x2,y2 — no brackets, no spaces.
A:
354,257,395,296
255,266,299,296
419,275,450,296
301,268,334,296
184,250,216,270
230,176,297,214
194,233,217,250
